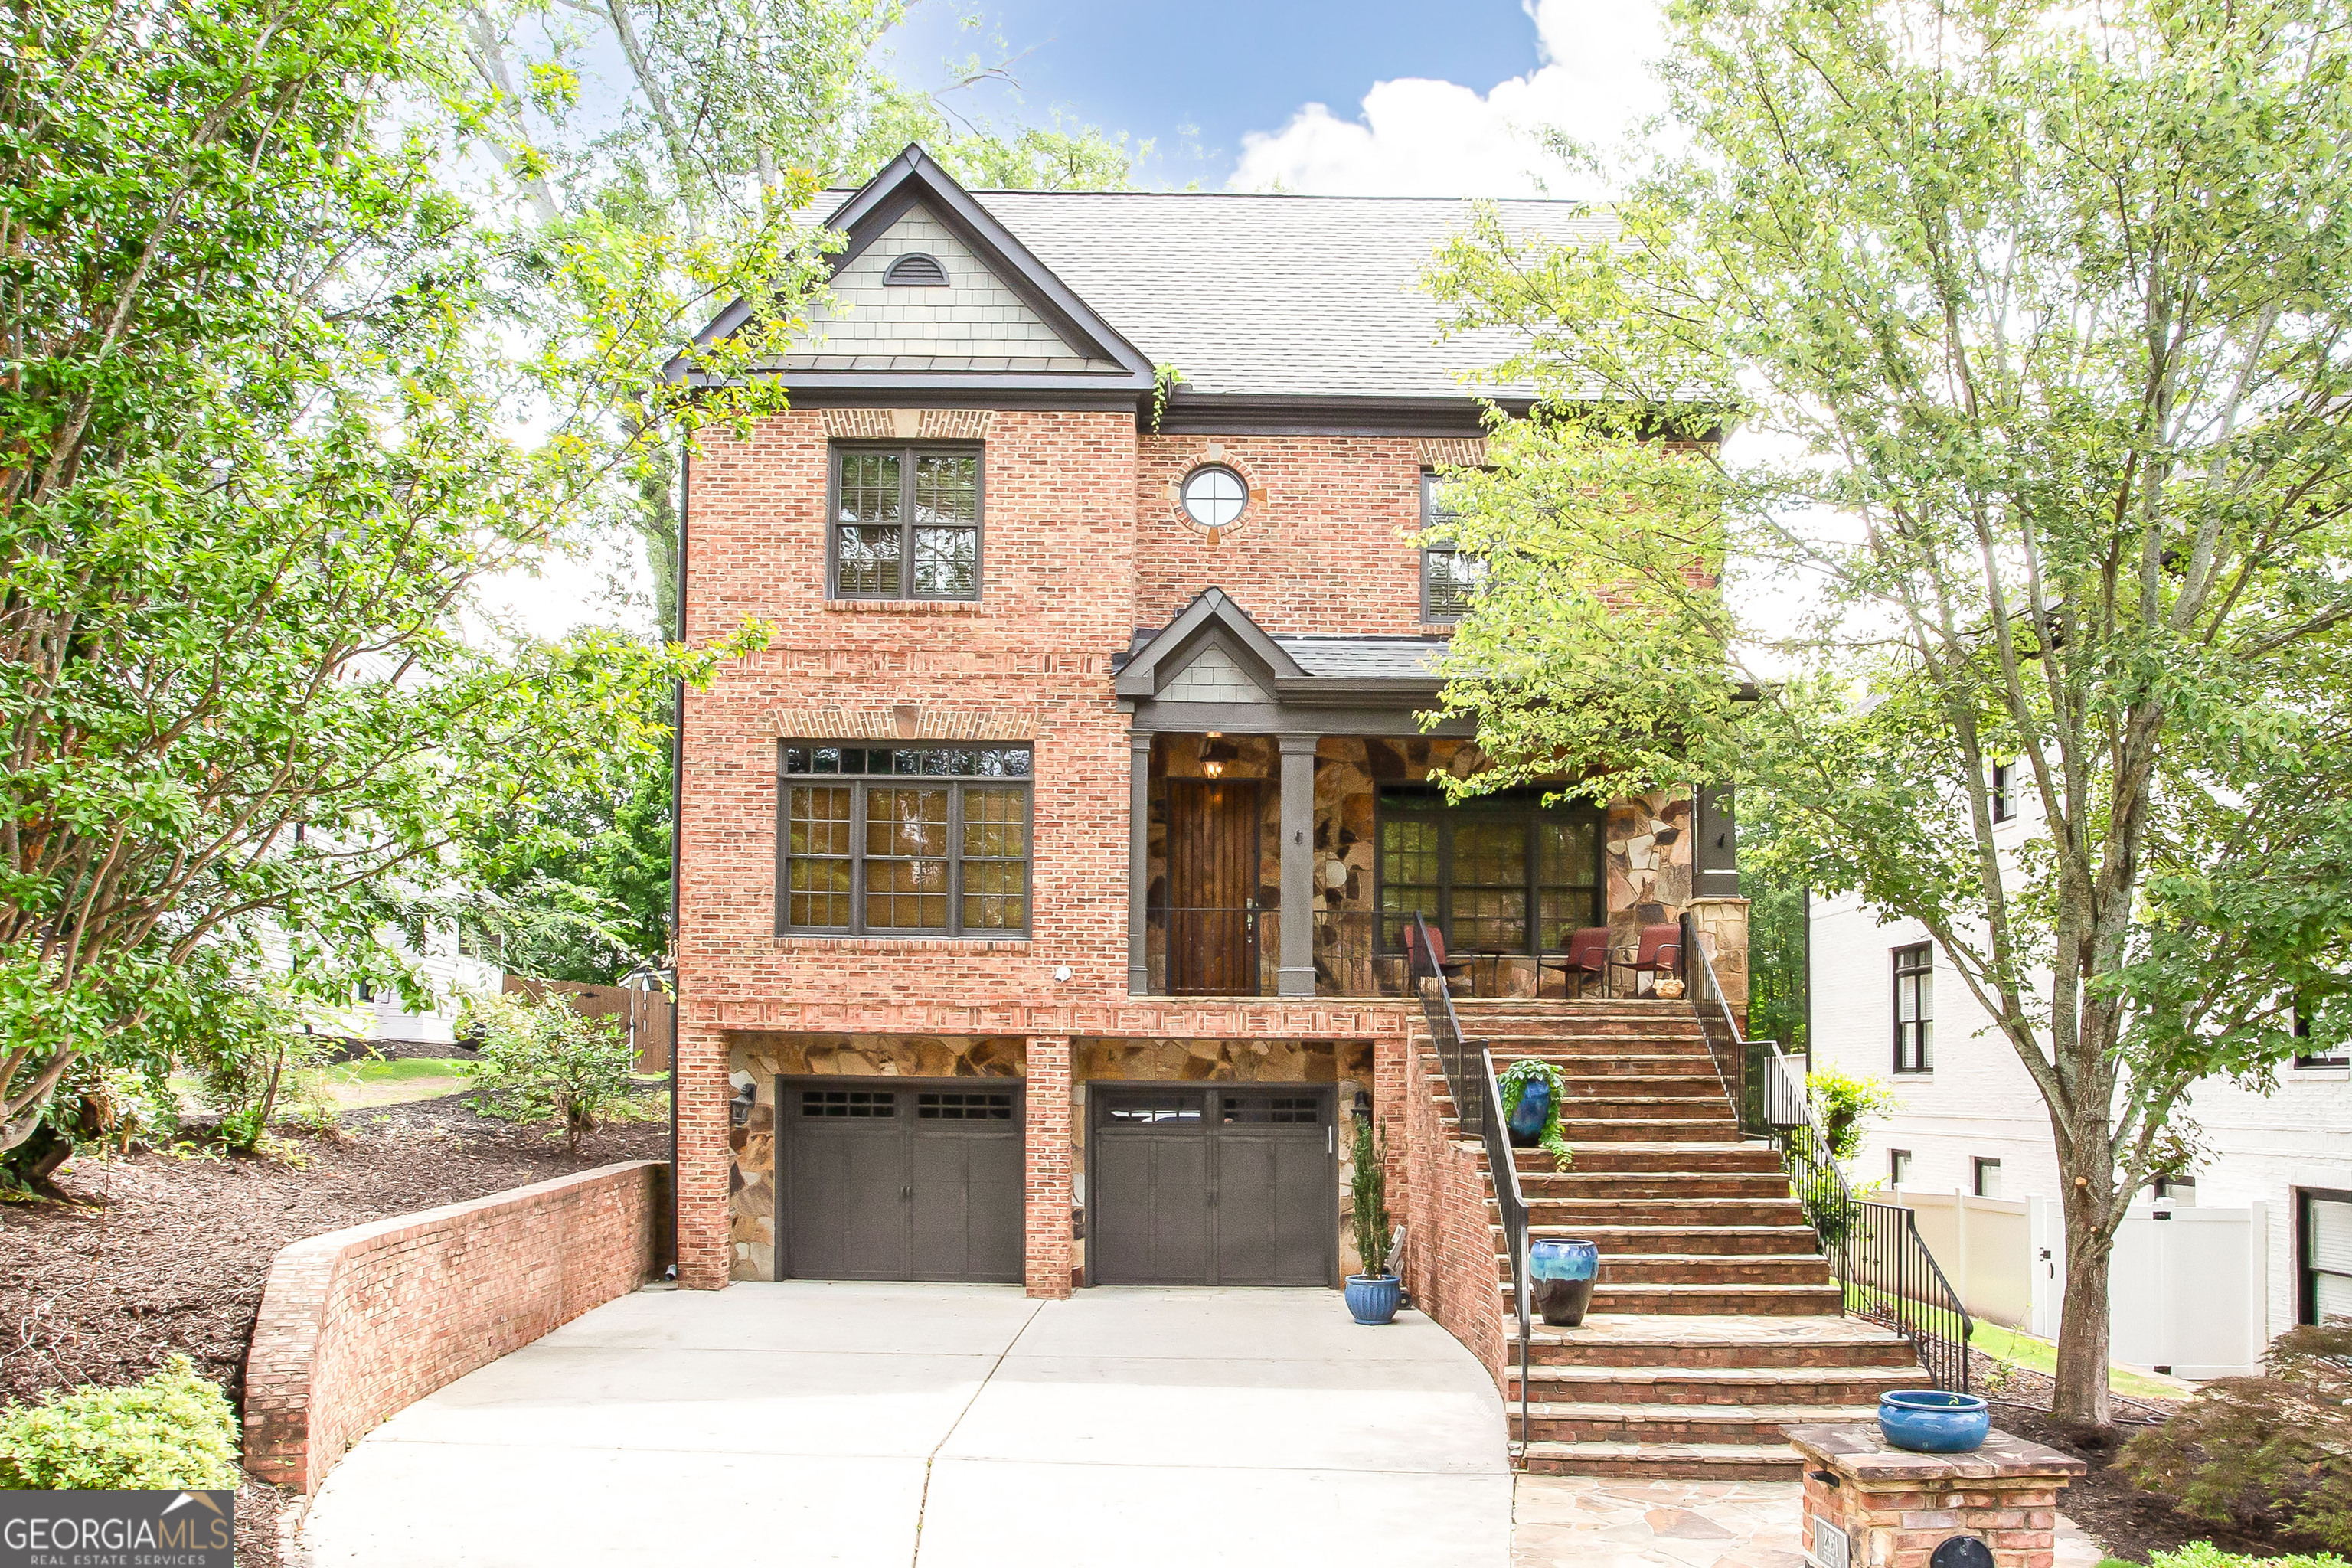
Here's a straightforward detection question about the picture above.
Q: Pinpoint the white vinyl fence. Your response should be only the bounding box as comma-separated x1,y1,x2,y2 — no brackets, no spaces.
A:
1890,1190,2269,1380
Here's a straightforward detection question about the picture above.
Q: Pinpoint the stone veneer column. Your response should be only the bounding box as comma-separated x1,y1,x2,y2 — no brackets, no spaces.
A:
1128,735,1152,995
675,1010,732,1289
1788,1423,2086,1568
1276,733,1318,997
1024,1034,1074,1298
1686,895,1752,1020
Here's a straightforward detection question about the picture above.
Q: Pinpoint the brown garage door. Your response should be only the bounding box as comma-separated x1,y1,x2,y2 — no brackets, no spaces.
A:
777,1078,1024,1283
1088,1085,1334,1287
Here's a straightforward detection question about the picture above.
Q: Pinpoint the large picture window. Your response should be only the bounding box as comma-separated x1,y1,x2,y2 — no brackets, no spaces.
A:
1420,474,1488,623
1374,789,1602,954
830,445,982,601
777,744,1031,937
1893,943,1934,1073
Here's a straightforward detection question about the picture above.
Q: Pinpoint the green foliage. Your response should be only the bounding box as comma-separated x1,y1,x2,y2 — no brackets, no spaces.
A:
2147,1548,2350,1568
0,0,787,1155
0,1356,239,1490
1421,0,2352,1423
1348,1117,1393,1279
195,1028,338,1152
459,991,647,1154
1495,1058,1576,1171
2119,1325,2352,1551
1808,1066,1900,1164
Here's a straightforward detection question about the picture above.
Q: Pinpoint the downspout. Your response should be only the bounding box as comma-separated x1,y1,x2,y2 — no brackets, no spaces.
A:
667,440,688,1278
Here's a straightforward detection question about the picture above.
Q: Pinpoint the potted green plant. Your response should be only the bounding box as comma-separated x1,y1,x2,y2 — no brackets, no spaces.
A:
1497,1058,1576,1171
1344,1116,1401,1325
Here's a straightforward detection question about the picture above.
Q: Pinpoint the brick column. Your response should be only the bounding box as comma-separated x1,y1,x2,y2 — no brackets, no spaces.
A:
675,1009,733,1289
1024,1034,1074,1298
1788,1423,2086,1568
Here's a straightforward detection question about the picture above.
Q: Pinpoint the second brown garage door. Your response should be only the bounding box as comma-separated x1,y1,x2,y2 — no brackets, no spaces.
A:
777,1078,1024,1283
1087,1084,1335,1286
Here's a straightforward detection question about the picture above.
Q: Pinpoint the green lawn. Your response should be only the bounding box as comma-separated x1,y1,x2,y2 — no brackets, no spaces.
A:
1967,1317,2191,1401
1844,1280,2191,1399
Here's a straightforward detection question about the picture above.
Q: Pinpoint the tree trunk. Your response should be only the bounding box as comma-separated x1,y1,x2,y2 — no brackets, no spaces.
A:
2052,1181,2115,1427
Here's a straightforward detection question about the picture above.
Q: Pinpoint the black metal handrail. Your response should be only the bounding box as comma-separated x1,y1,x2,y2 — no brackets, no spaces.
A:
1678,910,1974,1391
1408,912,1532,1461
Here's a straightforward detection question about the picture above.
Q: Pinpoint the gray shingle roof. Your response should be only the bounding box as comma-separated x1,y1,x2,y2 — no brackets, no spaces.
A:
968,191,1606,399
1270,635,1448,681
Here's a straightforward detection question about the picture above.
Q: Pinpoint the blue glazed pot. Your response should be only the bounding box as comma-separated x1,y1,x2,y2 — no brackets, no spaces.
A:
1878,1390,1991,1453
1528,1238,1599,1327
1507,1078,1553,1148
1344,1273,1403,1325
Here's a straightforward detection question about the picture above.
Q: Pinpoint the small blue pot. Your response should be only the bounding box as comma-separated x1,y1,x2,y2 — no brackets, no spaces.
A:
1507,1079,1553,1148
1344,1273,1403,1325
1878,1390,1991,1453
1529,1238,1599,1327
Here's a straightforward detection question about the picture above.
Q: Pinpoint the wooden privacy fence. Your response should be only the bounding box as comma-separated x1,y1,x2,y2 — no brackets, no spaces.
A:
501,975,675,1073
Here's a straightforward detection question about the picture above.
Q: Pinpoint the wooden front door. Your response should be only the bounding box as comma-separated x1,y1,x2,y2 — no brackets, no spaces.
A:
1168,779,1260,995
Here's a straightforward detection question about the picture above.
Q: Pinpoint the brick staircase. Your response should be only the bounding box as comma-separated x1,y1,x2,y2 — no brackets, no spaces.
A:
1423,997,1926,1479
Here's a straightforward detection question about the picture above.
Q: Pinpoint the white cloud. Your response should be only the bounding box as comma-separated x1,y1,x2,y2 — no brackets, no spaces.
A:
1228,0,1670,197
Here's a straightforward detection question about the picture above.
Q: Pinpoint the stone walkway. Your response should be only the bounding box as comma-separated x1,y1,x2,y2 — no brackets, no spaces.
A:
1511,1476,2107,1568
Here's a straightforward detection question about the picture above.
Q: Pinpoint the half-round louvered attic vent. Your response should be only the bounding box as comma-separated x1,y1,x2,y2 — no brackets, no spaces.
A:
882,252,947,286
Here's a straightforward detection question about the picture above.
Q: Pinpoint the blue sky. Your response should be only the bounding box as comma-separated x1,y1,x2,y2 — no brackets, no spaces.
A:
885,0,1554,187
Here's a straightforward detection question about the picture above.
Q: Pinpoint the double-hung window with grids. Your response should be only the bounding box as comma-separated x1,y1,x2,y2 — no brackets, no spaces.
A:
1893,943,1934,1073
1420,474,1489,623
831,445,982,601
777,744,1031,938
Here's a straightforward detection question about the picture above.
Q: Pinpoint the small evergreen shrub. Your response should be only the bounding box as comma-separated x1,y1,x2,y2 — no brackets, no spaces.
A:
458,991,648,1153
2119,1323,2352,1552
1349,1117,1393,1278
0,1356,240,1490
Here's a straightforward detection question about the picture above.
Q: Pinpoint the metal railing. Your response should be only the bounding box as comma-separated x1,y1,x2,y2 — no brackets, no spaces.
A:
1408,912,1533,1459
1678,911,1974,1392
1145,906,1396,997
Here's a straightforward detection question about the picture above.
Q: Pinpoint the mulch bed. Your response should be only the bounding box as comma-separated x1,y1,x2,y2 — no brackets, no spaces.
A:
1971,1349,2335,1563
0,1086,668,1568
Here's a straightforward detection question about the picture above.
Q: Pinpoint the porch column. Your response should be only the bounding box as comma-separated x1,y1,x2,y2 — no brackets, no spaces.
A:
1127,733,1152,995
1276,733,1318,997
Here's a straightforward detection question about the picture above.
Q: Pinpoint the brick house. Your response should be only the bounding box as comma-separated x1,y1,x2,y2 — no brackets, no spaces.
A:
669,149,1916,1476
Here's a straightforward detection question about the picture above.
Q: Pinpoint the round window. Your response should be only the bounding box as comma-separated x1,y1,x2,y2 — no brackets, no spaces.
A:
1179,465,1248,531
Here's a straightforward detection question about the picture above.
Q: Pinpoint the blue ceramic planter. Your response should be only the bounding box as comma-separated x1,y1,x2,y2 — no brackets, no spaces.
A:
1529,1237,1599,1327
1878,1390,1991,1453
1507,1079,1553,1148
1344,1273,1403,1325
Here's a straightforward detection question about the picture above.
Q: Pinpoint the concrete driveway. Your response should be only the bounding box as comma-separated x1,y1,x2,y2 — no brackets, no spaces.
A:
300,1282,1511,1566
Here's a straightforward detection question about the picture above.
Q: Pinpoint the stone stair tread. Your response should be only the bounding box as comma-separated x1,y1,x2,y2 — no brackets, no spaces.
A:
1504,1312,1913,1346
1515,1363,1922,1386
1515,1439,1807,1467
1521,1225,1821,1238
1522,1400,1883,1422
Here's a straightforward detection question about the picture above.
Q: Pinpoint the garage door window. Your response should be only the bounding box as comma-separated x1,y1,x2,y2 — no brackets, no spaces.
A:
802,1088,895,1117
918,1090,1014,1119
778,744,1031,937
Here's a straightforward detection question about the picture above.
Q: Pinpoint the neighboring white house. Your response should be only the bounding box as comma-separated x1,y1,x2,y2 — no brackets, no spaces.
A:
1808,767,2352,1376
354,921,500,1045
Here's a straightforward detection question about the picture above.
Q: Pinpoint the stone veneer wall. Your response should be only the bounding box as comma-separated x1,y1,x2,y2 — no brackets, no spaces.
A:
1142,736,1700,998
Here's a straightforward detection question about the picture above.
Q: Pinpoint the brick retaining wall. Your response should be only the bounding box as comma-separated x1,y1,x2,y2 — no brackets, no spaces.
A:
1400,1041,1506,1393
243,1159,670,1493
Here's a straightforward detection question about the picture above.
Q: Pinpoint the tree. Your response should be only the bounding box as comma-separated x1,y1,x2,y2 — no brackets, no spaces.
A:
0,0,795,1153
1423,0,2352,1426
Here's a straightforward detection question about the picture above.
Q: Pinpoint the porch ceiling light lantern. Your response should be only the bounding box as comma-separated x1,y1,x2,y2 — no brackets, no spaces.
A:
1197,734,1240,778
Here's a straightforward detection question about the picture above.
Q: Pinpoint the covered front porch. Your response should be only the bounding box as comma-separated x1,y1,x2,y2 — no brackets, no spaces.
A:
1116,590,1734,1001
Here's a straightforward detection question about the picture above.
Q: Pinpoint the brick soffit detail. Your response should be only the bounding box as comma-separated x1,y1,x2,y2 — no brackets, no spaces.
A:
1415,436,1488,469
822,408,995,441
767,706,1039,740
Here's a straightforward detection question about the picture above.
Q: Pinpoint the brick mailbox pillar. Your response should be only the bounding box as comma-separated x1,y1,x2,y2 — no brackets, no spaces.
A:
1787,1424,2086,1568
